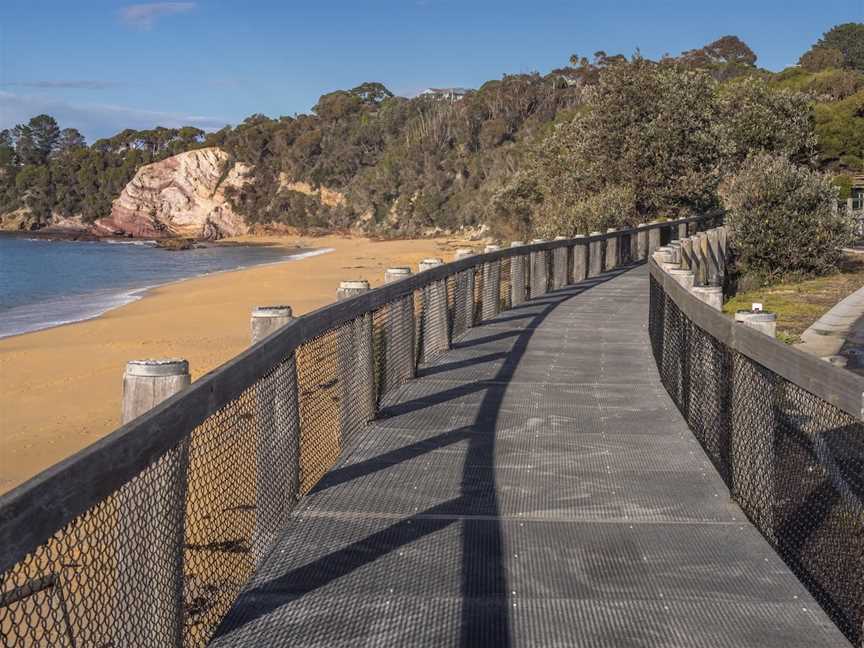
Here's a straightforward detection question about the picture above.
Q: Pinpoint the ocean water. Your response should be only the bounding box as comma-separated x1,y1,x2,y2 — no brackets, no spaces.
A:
0,235,331,339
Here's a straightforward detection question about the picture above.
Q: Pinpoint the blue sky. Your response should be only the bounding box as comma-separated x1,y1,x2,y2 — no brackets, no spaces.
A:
1,0,861,142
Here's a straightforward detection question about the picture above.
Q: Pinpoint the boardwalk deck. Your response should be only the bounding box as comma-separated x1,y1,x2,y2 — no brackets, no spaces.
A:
211,265,850,647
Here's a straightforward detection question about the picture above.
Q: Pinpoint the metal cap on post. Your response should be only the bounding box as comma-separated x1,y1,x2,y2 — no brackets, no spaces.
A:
250,306,294,344
668,268,696,290
418,258,444,272
636,223,649,261
735,309,777,338
337,279,370,301
122,359,190,424
691,286,723,311
384,267,412,283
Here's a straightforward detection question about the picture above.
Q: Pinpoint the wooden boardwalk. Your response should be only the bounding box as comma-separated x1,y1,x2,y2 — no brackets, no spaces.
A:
211,265,850,647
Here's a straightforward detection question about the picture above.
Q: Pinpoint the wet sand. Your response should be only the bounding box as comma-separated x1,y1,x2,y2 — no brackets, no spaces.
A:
0,234,466,493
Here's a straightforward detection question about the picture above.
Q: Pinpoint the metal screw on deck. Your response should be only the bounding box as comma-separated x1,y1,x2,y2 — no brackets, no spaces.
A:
249,307,301,564
118,358,191,648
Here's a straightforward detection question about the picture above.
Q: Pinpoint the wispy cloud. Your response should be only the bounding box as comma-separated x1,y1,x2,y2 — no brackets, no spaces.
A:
0,91,228,142
119,2,196,29
1,80,120,90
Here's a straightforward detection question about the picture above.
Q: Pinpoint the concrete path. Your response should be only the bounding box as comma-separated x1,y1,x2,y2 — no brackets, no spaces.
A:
212,265,849,647
797,286,864,372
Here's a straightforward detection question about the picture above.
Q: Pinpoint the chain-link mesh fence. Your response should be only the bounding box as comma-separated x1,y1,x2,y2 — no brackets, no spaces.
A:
1,217,715,647
649,271,864,646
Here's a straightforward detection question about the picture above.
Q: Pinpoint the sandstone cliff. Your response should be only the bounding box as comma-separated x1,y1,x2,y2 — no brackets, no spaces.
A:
96,147,250,240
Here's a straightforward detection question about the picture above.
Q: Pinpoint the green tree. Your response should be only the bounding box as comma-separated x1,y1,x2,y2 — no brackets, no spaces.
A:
530,58,724,232
799,47,844,72
804,23,864,72
721,153,851,282
55,128,87,155
718,77,817,166
28,115,61,162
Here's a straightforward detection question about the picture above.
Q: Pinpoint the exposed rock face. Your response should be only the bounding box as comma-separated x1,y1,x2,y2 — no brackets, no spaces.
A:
0,208,42,232
97,147,250,240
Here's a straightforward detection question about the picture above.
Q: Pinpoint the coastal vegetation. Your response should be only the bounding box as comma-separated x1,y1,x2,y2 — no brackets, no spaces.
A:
1,24,861,285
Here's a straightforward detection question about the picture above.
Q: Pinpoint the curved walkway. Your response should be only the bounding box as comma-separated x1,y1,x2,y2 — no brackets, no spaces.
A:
212,265,849,647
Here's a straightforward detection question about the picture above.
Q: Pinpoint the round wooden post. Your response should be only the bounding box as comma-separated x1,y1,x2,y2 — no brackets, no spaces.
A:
552,236,568,289
418,259,449,361
337,279,370,301
647,221,661,256
636,223,649,260
117,359,191,648
481,245,501,320
251,306,294,344
529,239,548,297
573,235,588,282
604,228,618,271
510,241,527,306
383,267,415,392
249,307,300,564
588,232,603,278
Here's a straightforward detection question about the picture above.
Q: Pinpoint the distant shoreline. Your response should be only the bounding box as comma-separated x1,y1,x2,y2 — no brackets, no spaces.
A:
0,234,334,340
0,234,454,494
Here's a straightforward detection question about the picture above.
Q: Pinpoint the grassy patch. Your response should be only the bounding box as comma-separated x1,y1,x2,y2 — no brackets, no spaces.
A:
723,254,864,343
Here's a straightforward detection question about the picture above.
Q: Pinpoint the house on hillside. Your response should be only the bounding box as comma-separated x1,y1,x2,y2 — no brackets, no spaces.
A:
852,174,864,210
418,87,471,101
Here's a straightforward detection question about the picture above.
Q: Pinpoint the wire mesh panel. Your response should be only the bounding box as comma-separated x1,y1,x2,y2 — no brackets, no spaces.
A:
529,249,548,298
420,279,449,363
450,268,474,342
499,256,512,312
1,223,710,648
649,273,864,645
510,253,527,307
480,259,501,321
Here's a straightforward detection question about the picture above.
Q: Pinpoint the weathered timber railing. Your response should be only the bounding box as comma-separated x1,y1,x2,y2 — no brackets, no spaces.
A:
0,214,716,647
649,258,864,646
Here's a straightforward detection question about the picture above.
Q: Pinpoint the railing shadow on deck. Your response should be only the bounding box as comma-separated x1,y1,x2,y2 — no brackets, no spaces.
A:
211,266,637,646
0,214,712,647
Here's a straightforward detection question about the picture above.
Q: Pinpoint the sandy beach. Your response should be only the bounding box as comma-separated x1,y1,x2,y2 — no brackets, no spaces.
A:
0,234,464,494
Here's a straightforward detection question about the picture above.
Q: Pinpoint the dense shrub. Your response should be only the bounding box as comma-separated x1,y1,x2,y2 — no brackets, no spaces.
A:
721,153,852,282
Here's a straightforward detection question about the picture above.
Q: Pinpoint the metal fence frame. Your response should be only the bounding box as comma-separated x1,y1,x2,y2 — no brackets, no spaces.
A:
649,259,864,646
0,214,715,647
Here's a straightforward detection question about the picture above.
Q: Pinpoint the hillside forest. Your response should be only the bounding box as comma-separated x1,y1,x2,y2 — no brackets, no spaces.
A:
1,23,862,245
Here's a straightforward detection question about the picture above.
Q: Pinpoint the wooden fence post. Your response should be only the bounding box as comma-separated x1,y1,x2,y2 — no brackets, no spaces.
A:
249,307,300,564
117,359,191,648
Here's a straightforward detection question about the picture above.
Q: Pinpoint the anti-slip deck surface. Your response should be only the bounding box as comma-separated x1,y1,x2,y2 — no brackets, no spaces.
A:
212,265,849,647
